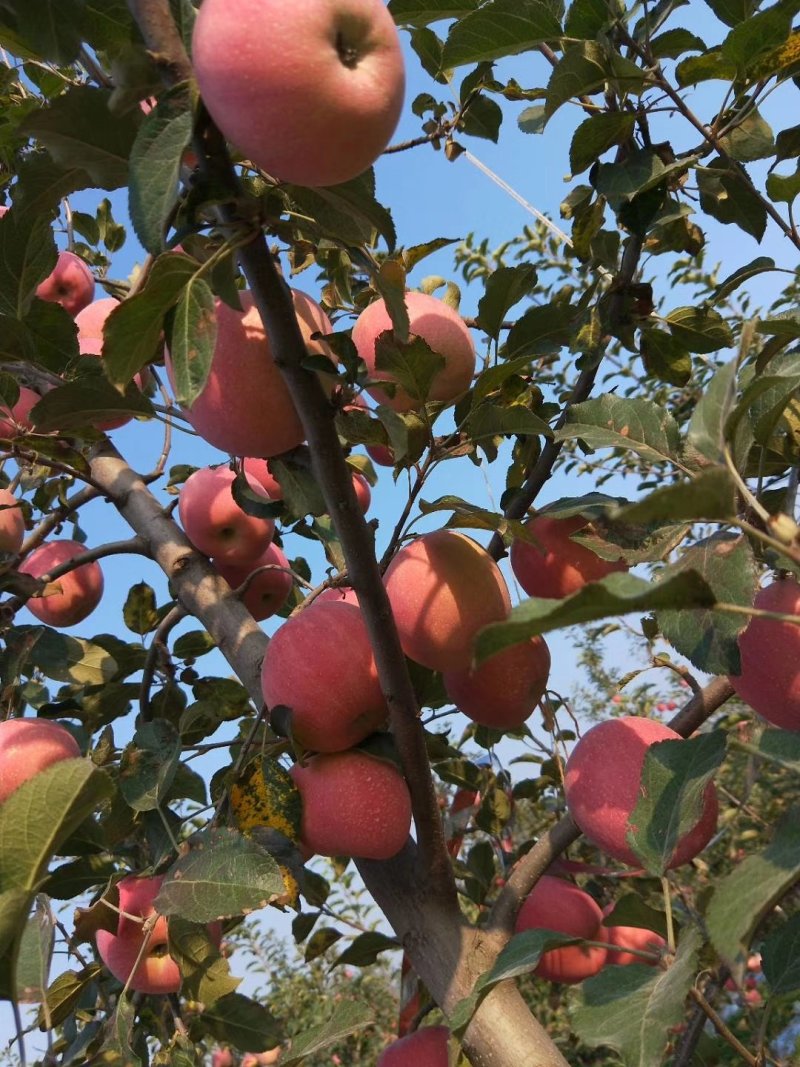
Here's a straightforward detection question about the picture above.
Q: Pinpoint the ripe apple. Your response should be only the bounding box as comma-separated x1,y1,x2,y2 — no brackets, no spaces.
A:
261,601,388,752
602,905,665,966
510,514,627,599
241,1053,281,1066
211,1051,235,1067
78,336,150,433
377,1026,450,1067
166,290,335,458
315,585,359,606
213,541,293,621
179,466,275,565
0,719,80,804
0,487,25,554
352,291,476,412
19,540,104,627
243,458,283,499
0,386,39,438
443,635,551,730
75,296,119,342
192,0,405,188
383,530,511,672
727,578,800,730
35,251,95,317
352,471,371,514
343,394,395,467
563,716,719,868
290,749,412,859
514,875,608,984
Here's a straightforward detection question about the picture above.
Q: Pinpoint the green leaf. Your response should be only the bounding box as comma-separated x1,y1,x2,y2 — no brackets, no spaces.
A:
711,256,777,303
573,929,702,1067
721,3,793,71
118,720,181,812
173,630,216,660
658,534,757,675
476,571,717,659
610,469,736,525
304,926,343,962
649,28,706,59
168,274,218,407
504,300,574,358
441,0,561,69
270,457,328,519
570,112,636,175
676,49,738,86
686,359,737,463
36,965,102,1030
3,0,85,63
744,729,800,774
332,931,399,968
602,894,670,941
287,172,396,252
665,306,734,354
388,0,481,26
28,376,153,432
20,626,118,686
545,41,608,119
730,349,800,445
564,0,618,37
465,400,552,440
761,914,800,998
169,917,240,1005
639,327,691,387
279,1000,374,1066
626,732,726,875
775,122,800,164
197,992,283,1054
103,252,197,389
476,264,537,340
594,149,691,210
555,394,681,465
13,896,53,1004
0,208,57,318
460,93,503,142
22,86,138,190
122,582,160,635
697,160,767,241
129,105,193,254
706,809,800,967
702,0,757,29
155,827,286,923
766,165,800,205
373,333,445,407
518,104,547,134
718,109,774,162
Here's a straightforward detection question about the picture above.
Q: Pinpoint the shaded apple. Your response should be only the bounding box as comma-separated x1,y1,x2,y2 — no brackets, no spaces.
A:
443,635,551,730
193,0,405,187
179,466,275,564
377,1025,449,1067
291,749,412,859
261,601,387,752
383,530,511,672
603,915,665,967
0,487,25,554
352,471,371,515
0,719,80,804
352,291,476,412
213,541,293,621
36,251,94,317
727,578,800,730
243,457,283,499
564,716,719,868
96,875,184,994
510,514,627,599
166,290,335,458
19,540,104,627
0,386,39,438
514,875,608,984
75,296,119,342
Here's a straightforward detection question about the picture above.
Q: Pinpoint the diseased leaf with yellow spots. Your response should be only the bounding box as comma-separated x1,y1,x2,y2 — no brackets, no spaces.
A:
749,31,800,82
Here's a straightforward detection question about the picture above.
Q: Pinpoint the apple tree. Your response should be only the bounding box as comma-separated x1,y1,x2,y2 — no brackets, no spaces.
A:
1,0,800,1065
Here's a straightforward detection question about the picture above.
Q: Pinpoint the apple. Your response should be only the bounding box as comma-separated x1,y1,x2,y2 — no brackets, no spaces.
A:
19,540,104,627
383,530,511,672
213,541,293,621
0,719,80,804
443,635,551,730
75,296,119,342
179,466,275,565
352,471,371,514
377,1026,450,1067
77,337,150,433
727,578,800,730
510,514,627,599
290,749,412,859
0,386,39,438
563,716,719,868
602,906,665,966
35,251,95,317
261,601,387,752
352,291,476,412
192,0,405,188
514,875,608,984
241,1053,281,1066
0,487,25,554
243,458,283,499
166,290,335,458
343,393,395,467
315,585,359,606
211,1051,235,1067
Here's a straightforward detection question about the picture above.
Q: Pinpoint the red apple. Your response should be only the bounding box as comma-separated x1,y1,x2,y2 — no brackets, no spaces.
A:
291,749,412,859
179,466,275,565
0,487,25,554
35,251,94,317
315,585,359,607
0,719,80,804
602,906,665,966
564,717,719,868
728,578,800,730
352,471,371,515
443,635,551,730
243,458,283,499
75,297,119,342
166,290,335,458
241,1053,281,1066
352,292,476,412
19,540,104,627
343,394,395,467
510,514,627,599
515,875,608,984
78,336,149,432
211,1051,235,1067
377,1026,449,1067
192,0,405,188
213,541,293,621
383,530,511,672
261,601,387,752
0,386,39,438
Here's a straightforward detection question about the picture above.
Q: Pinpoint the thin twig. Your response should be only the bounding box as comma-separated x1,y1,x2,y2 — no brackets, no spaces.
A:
689,987,758,1066
138,603,187,724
